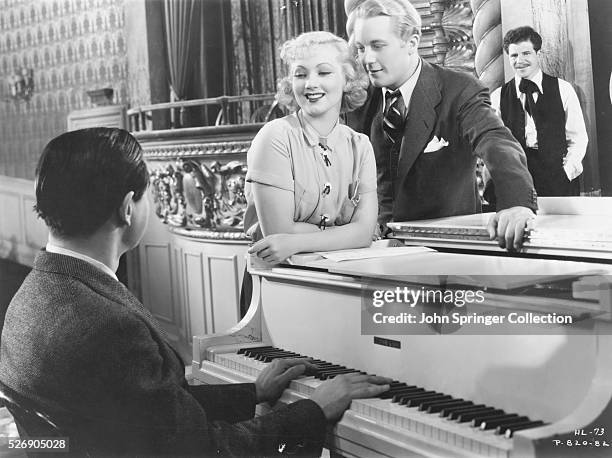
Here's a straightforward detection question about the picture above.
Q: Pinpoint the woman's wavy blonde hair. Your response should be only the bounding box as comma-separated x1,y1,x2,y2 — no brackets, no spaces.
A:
276,31,369,113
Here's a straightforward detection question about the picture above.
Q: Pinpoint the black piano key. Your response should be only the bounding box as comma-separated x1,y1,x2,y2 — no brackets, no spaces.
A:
312,362,337,368
504,420,546,438
458,409,504,423
262,353,302,362
417,395,454,411
318,368,357,377
450,406,494,421
379,384,417,399
238,346,274,355
320,369,364,380
444,404,487,419
257,351,298,361
244,347,282,357
245,346,281,353
314,365,345,372
315,367,347,379
258,353,291,361
496,418,542,435
427,399,471,414
258,350,297,356
392,388,426,403
480,415,528,430
407,394,452,409
398,390,437,405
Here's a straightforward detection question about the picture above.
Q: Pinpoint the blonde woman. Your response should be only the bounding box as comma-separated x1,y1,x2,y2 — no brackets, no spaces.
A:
244,31,377,265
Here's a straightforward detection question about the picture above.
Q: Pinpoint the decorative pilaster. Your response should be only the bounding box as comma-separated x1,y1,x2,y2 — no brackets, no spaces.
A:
430,0,450,65
469,0,504,90
441,2,475,73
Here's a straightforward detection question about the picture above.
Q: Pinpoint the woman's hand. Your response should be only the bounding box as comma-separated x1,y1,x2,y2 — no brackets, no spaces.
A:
248,233,300,264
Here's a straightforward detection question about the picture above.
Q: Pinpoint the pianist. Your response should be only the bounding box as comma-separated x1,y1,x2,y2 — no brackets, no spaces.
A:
0,128,390,456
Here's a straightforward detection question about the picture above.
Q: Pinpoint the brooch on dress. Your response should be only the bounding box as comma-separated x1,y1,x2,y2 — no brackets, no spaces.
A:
318,142,332,167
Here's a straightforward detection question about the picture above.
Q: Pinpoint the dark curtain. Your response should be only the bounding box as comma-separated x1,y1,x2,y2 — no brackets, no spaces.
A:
163,0,201,101
160,0,347,125
230,0,347,105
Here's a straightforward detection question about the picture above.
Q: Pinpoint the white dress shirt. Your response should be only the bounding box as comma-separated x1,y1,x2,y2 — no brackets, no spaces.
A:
46,243,118,281
382,58,423,116
491,70,588,180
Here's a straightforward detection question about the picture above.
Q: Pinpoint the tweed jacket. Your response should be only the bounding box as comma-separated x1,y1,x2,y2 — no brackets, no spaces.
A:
346,61,538,224
0,251,326,456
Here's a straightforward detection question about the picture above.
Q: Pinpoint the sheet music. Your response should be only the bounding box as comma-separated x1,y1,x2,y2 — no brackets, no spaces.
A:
316,245,434,262
287,239,433,265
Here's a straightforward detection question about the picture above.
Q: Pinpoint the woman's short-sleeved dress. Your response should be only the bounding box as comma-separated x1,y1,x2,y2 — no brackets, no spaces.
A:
244,111,377,240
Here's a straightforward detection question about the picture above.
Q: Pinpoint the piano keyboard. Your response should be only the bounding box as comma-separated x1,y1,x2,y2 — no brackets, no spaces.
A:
203,344,547,458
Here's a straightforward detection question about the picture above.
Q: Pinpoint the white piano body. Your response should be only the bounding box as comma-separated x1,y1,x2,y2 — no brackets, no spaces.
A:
192,199,612,458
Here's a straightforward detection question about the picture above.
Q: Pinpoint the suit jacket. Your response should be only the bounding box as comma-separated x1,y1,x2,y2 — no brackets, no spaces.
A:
346,61,537,223
0,251,326,456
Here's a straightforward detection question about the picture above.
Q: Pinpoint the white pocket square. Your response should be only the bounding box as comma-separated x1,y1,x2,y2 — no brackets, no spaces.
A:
423,136,449,153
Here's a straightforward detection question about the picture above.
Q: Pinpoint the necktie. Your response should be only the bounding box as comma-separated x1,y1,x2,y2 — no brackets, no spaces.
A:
518,78,539,122
382,89,406,144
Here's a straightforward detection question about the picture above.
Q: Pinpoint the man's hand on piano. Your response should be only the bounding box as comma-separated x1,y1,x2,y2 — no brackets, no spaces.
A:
311,373,392,422
255,357,317,404
248,234,299,264
486,206,536,251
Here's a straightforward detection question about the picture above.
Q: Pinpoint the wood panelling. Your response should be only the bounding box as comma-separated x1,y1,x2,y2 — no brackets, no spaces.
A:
142,243,174,324
206,254,242,334
0,176,47,266
182,251,207,337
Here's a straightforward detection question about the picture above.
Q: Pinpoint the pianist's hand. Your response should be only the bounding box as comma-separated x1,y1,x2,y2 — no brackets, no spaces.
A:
311,373,391,422
255,357,317,404
487,206,536,251
248,234,299,264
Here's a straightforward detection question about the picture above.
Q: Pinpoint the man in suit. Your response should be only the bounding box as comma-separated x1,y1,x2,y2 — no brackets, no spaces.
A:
0,128,390,456
490,26,588,197
345,0,538,250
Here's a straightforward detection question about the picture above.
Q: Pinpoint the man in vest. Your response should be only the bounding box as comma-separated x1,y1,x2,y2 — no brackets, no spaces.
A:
491,26,588,196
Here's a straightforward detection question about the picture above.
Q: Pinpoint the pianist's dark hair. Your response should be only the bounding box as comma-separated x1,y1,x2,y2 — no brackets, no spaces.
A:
34,127,149,237
503,26,542,54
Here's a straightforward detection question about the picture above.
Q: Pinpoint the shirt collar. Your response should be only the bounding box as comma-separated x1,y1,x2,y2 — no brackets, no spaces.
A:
296,110,341,148
382,58,422,107
514,69,544,98
45,242,118,281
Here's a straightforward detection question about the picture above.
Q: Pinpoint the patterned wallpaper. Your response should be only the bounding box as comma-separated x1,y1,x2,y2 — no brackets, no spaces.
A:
0,0,128,180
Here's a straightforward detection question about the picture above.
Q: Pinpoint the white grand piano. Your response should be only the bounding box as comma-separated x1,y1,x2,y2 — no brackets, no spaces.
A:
191,198,612,457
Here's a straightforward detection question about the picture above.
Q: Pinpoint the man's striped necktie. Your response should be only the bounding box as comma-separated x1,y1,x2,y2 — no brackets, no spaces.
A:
382,89,405,144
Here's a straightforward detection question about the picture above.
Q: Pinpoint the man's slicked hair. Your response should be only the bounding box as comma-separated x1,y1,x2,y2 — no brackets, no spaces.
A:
35,127,149,237
347,0,422,42
503,26,542,54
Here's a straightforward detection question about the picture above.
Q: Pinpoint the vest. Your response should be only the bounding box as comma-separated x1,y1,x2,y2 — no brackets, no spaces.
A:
500,73,572,196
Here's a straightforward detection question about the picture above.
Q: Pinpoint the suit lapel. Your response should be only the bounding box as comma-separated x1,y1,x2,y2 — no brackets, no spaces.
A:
398,61,441,175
